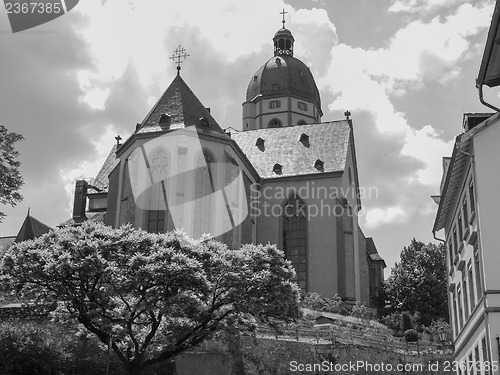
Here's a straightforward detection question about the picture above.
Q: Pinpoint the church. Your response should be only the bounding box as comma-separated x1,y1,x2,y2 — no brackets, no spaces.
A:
62,19,385,305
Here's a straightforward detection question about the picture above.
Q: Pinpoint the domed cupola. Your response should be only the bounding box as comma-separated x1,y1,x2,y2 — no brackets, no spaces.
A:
242,12,322,131
273,27,294,57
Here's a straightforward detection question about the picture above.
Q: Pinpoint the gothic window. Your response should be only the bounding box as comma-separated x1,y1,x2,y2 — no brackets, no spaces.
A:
193,150,215,238
268,118,283,128
146,148,170,233
283,195,307,293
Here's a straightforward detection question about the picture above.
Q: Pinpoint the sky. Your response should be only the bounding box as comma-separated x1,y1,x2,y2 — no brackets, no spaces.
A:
0,0,498,274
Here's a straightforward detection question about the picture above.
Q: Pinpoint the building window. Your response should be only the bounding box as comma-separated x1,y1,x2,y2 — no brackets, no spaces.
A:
297,101,308,111
146,148,170,233
452,290,459,335
481,337,488,367
458,214,463,243
463,197,468,228
193,151,215,238
453,227,458,256
469,181,476,215
474,346,480,375
463,276,469,320
468,261,475,310
297,119,307,125
474,247,483,299
269,100,281,109
457,285,464,328
268,118,283,128
448,241,454,269
283,195,307,294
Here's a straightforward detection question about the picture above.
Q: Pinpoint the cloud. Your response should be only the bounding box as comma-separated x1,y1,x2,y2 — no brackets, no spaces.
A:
388,0,469,13
362,206,407,229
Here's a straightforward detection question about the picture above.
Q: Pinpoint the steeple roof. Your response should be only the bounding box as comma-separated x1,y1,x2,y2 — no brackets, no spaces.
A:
136,74,225,136
15,214,52,243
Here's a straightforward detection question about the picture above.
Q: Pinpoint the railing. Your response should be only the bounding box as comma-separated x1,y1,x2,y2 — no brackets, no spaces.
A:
251,325,453,354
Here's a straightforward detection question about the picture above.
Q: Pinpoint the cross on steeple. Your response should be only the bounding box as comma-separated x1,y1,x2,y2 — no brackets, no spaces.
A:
280,9,288,28
170,45,190,75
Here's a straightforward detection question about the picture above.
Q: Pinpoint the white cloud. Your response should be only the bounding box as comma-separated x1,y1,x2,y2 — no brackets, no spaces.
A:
361,206,407,229
322,2,490,186
388,0,468,13
60,124,121,212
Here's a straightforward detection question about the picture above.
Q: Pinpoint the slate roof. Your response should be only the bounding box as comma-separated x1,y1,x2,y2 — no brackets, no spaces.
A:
58,211,106,227
14,215,52,243
93,144,119,192
137,74,227,137
232,121,351,179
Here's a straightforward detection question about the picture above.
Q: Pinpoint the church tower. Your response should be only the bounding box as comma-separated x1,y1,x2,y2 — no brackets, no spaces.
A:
242,15,323,130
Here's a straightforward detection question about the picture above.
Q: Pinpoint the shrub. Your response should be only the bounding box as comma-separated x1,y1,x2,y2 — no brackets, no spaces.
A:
0,322,60,375
404,328,419,342
382,312,401,331
401,311,413,332
322,295,343,313
350,301,371,321
302,292,323,310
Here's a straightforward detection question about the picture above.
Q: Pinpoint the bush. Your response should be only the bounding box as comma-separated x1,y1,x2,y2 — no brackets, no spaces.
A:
404,329,419,343
382,312,401,331
0,322,60,375
401,311,413,332
350,301,371,321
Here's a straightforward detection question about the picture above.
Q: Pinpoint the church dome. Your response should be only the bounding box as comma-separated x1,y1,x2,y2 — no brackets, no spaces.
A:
245,54,321,111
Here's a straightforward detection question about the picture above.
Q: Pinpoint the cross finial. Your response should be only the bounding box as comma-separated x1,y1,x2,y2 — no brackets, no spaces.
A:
280,9,288,28
170,45,190,75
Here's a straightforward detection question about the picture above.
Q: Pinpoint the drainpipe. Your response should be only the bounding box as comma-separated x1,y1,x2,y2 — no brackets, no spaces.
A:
478,84,500,112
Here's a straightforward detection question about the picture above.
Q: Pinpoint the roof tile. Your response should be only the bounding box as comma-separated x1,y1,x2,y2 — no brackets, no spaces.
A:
232,121,350,178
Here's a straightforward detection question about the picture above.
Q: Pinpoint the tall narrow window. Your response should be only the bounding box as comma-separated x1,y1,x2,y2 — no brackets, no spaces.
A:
457,286,464,328
194,151,215,238
474,247,483,300
448,241,453,269
453,227,458,258
452,291,459,335
469,181,476,215
458,214,463,243
463,197,468,229
146,148,169,233
481,337,488,367
468,261,475,310
463,276,469,320
283,195,307,294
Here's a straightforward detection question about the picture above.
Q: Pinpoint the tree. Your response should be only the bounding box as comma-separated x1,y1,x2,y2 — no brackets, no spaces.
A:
1,222,301,375
383,239,448,327
0,125,24,222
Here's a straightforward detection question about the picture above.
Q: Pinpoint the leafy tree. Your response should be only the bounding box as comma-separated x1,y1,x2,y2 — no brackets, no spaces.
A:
0,125,24,222
383,239,448,327
1,222,300,375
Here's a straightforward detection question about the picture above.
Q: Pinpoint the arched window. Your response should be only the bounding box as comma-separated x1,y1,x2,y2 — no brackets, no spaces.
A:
146,148,170,233
193,150,216,238
283,195,307,293
297,120,307,125
268,118,283,128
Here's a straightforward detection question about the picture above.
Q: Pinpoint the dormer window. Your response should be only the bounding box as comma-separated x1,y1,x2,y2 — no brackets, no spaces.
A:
273,163,282,175
159,113,171,124
300,133,309,143
256,137,265,147
198,116,209,127
314,159,324,171
297,101,308,111
269,100,281,109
